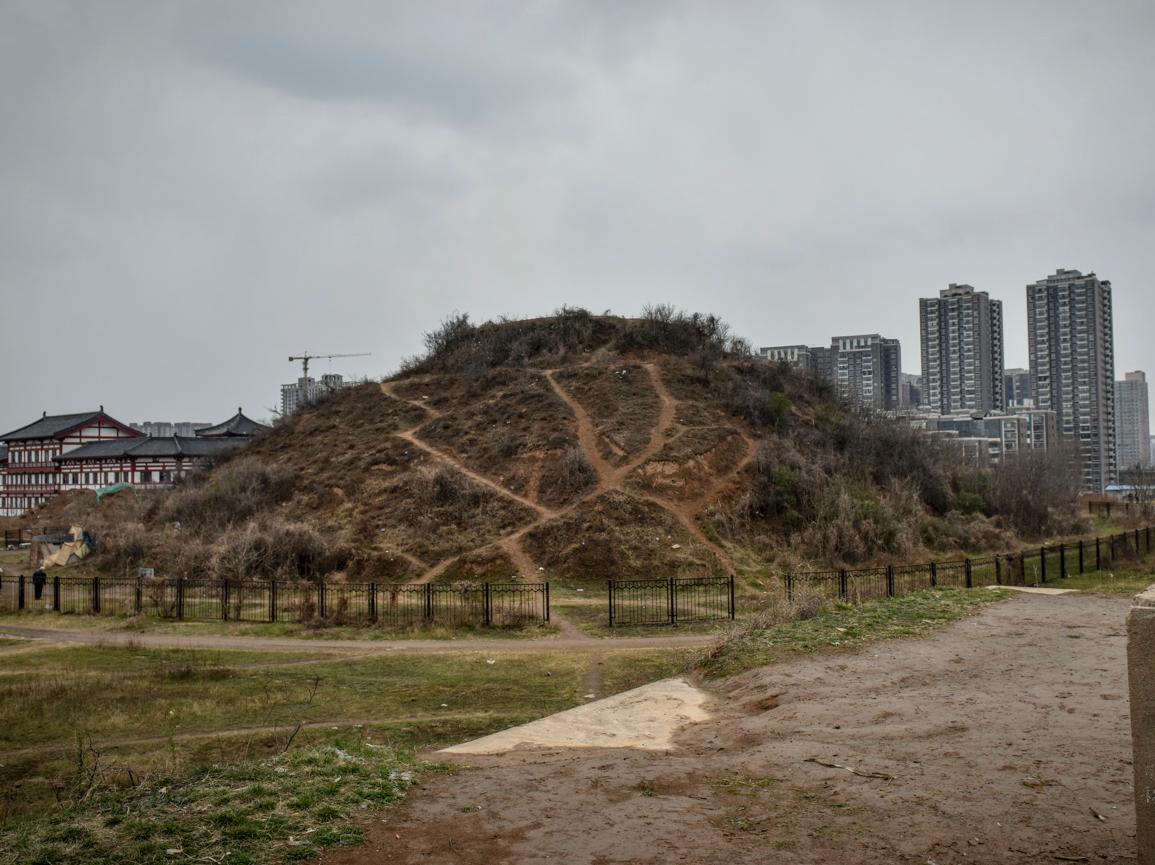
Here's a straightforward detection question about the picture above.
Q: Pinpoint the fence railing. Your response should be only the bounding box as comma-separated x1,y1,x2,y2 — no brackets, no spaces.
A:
0,575,550,629
785,526,1155,605
3,526,70,548
1086,500,1153,519
607,575,735,627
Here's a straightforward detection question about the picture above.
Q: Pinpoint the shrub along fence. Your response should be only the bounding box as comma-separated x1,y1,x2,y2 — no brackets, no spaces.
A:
785,526,1155,605
0,575,550,630
607,575,736,627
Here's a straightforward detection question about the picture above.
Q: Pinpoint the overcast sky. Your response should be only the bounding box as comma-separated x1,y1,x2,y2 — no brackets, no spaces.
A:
1,0,1153,432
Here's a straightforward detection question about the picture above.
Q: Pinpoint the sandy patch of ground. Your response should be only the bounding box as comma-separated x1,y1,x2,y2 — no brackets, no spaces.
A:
323,594,1138,865
441,678,709,755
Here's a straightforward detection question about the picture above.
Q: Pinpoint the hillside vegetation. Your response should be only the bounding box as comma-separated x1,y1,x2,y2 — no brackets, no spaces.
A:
46,307,1086,588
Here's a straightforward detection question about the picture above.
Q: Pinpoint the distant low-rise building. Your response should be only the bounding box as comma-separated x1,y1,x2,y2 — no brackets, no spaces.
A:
1010,407,1059,452
760,334,901,412
910,413,1028,464
132,421,212,438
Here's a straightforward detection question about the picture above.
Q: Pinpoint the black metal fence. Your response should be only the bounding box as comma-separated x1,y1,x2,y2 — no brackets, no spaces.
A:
607,575,735,627
0,575,550,630
786,526,1155,605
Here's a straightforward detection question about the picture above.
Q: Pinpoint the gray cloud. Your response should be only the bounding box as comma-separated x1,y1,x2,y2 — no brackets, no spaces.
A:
1,0,1153,433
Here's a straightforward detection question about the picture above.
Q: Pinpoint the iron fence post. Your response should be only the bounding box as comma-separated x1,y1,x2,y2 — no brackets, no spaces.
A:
53,576,60,612
544,582,550,624
1040,547,1047,583
728,574,736,620
270,581,278,623
1059,544,1066,579
930,561,937,588
176,577,184,619
319,580,327,619
839,568,848,600
135,578,143,614
424,582,433,621
1096,536,1101,571
1136,529,1141,555
484,583,492,627
668,577,676,626
222,579,230,621
786,573,794,602
1078,540,1085,574
17,574,24,610
964,559,972,589
994,555,1002,585
92,576,100,613
368,582,377,623
608,580,614,628
886,565,895,597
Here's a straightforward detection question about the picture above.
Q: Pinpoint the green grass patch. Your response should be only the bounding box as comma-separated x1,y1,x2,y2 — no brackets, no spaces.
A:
0,644,588,815
699,588,1011,679
597,649,697,693
0,740,428,865
1036,564,1154,595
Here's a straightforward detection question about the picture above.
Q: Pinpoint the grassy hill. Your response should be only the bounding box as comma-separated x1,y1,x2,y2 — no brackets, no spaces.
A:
51,308,1085,589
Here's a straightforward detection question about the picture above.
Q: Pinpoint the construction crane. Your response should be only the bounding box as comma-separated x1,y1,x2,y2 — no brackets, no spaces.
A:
288,351,371,380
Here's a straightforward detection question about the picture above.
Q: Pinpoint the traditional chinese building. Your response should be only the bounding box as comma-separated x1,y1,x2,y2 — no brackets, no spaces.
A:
0,408,268,517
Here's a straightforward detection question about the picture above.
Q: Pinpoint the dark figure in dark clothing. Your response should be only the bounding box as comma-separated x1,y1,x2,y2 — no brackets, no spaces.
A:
32,568,46,601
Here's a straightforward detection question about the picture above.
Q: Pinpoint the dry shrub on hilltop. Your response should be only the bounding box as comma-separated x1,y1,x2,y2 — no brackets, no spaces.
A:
158,458,295,533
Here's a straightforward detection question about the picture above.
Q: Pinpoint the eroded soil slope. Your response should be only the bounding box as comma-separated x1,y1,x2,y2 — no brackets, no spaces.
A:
257,356,757,587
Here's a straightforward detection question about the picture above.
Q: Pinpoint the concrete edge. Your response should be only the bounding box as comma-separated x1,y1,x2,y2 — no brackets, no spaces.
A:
1133,584,1155,608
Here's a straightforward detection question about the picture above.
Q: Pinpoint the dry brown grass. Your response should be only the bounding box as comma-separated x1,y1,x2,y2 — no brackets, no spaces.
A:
551,362,662,463
523,490,726,587
405,369,586,505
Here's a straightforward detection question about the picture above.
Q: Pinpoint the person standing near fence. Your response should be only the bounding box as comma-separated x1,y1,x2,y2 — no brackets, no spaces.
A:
32,567,47,606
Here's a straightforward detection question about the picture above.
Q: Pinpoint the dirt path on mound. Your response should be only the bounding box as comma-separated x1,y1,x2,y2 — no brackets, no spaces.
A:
323,594,1138,865
394,428,555,519
380,364,753,587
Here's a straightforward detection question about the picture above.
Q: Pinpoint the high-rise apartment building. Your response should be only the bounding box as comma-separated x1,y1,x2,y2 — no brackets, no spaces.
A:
919,284,1005,415
1116,371,1151,471
279,374,350,416
832,334,902,412
1004,368,1032,407
1026,268,1116,492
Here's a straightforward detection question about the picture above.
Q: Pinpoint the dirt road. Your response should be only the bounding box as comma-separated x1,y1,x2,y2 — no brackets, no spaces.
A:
324,593,1138,865
0,623,717,656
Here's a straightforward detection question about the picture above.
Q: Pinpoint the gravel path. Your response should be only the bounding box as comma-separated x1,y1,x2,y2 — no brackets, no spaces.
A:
322,593,1138,865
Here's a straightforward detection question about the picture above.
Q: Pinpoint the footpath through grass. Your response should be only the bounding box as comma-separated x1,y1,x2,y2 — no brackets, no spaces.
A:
0,638,691,865
699,588,1011,679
